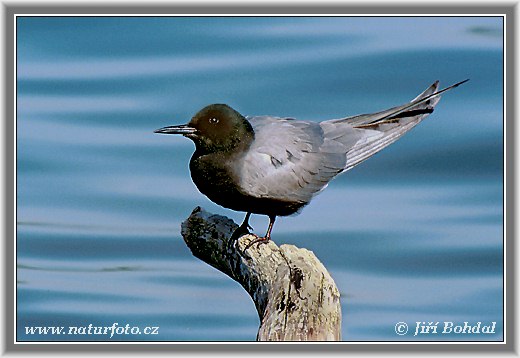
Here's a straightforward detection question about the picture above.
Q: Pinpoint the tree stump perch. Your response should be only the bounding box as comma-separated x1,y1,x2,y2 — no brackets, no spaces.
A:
180,207,342,341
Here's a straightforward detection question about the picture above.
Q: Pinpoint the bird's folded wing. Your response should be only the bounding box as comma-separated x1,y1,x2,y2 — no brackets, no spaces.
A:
239,80,463,203
239,117,351,204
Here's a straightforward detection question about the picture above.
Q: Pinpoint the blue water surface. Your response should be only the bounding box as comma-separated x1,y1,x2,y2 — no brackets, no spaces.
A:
16,16,504,342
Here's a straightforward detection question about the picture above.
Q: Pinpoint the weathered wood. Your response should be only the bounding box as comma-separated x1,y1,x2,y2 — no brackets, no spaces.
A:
180,206,342,341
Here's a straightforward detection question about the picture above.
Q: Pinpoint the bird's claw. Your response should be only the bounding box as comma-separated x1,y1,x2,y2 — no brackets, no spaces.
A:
237,236,270,260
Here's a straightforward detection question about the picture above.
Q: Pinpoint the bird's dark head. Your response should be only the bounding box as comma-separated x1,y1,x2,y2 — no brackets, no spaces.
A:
155,104,254,154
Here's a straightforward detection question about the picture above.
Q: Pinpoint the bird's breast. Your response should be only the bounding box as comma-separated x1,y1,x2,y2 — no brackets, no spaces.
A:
189,152,304,216
189,152,243,204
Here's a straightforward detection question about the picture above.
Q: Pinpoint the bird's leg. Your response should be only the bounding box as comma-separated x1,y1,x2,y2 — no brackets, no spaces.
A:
264,215,276,241
231,212,252,241
241,212,254,231
243,215,276,251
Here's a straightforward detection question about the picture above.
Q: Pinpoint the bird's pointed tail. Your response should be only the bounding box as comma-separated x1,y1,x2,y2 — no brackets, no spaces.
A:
354,79,469,129
328,79,468,172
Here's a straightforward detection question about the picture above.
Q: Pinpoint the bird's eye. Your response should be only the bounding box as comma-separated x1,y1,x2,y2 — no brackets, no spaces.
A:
209,117,219,124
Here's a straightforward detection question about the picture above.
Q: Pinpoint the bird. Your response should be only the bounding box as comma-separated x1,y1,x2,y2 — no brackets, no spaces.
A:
155,79,467,248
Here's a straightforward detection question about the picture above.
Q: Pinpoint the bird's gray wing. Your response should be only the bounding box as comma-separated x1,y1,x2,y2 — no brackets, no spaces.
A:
238,80,465,203
238,116,355,204
324,80,466,172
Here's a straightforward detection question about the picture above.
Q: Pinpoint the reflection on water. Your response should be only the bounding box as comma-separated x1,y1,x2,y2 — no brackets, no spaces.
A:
17,16,503,341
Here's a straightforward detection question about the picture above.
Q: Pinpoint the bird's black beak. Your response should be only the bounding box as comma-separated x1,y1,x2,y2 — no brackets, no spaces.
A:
154,124,197,135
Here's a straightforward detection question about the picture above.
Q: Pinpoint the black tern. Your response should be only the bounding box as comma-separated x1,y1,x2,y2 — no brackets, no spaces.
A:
155,79,467,247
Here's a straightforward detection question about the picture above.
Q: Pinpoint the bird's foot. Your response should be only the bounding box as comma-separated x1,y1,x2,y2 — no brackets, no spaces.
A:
243,235,270,252
230,223,253,242
237,235,270,260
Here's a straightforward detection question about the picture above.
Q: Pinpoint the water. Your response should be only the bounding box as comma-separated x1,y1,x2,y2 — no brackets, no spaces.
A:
16,16,504,342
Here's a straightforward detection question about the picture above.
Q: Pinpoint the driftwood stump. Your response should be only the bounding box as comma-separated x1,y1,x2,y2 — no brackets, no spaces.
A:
181,207,342,341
